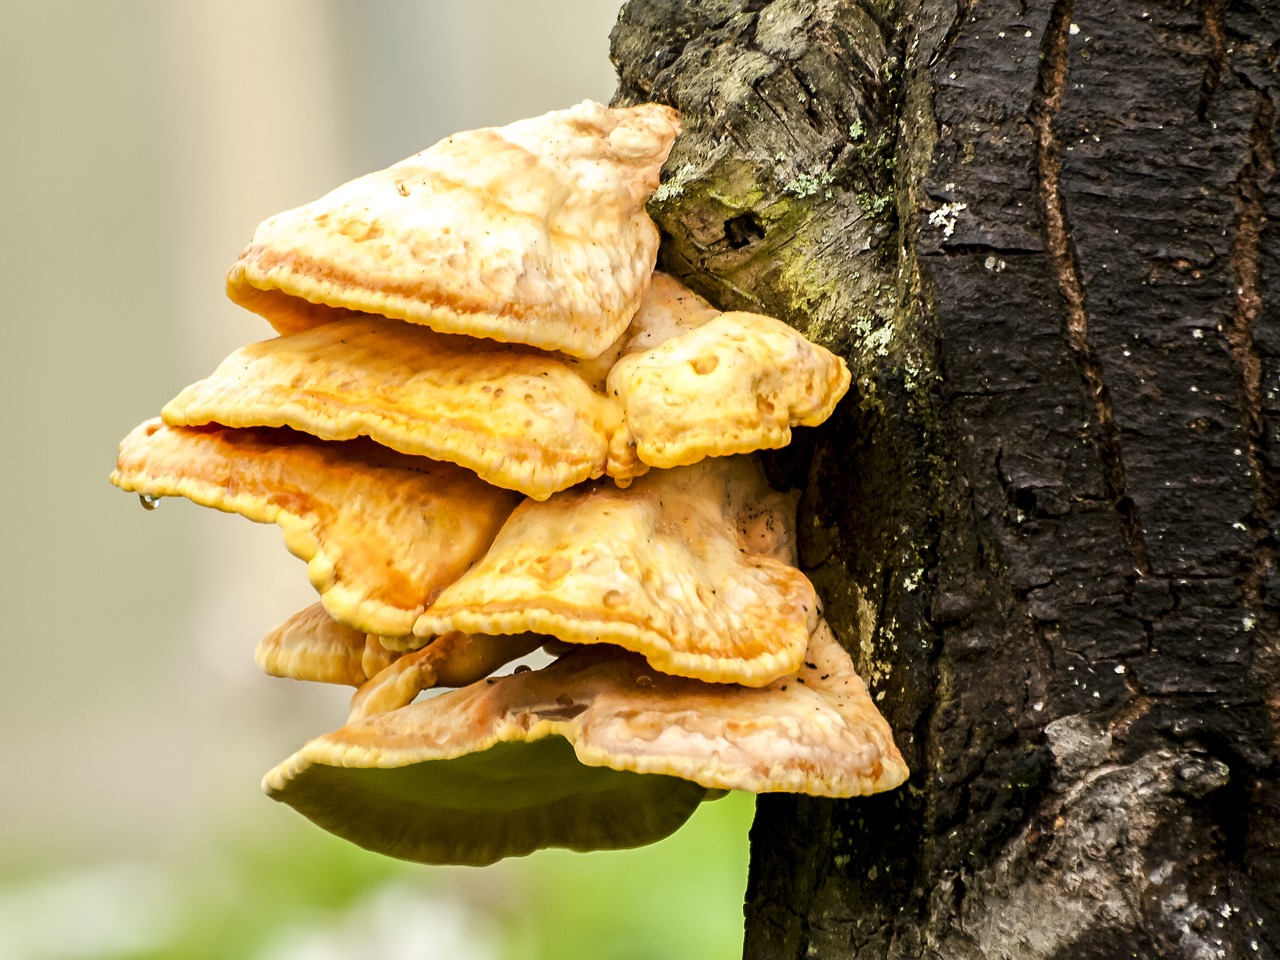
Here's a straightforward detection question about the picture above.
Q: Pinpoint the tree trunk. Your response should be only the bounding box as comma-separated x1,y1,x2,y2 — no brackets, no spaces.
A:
611,1,1280,956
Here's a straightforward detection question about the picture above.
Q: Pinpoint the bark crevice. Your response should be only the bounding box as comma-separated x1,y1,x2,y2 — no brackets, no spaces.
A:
1030,0,1151,579
1226,89,1278,614
1226,87,1280,748
1199,0,1227,121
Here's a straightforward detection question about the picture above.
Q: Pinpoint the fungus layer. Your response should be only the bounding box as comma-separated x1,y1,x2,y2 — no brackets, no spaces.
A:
111,420,520,636
164,273,847,498
413,456,818,685
257,603,400,687
227,101,680,358
264,620,906,865
348,630,544,721
607,311,852,468
259,603,545,721
163,315,619,500
265,736,708,867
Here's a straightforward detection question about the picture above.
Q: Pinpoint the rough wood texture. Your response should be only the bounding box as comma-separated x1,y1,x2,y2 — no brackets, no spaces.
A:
612,0,1279,956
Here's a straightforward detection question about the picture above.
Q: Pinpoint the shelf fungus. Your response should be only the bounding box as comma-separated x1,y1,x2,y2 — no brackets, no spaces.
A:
110,99,907,866
226,100,681,358
257,604,546,722
111,419,519,636
257,603,401,688
413,457,819,686
263,619,907,865
163,272,851,500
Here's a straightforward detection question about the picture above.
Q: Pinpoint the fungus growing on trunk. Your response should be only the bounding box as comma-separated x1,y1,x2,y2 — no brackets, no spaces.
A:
264,619,906,865
110,100,907,866
111,419,519,636
163,271,849,500
226,100,681,358
413,456,819,686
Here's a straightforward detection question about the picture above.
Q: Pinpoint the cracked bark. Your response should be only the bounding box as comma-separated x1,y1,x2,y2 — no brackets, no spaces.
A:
1032,0,1152,577
611,0,1280,957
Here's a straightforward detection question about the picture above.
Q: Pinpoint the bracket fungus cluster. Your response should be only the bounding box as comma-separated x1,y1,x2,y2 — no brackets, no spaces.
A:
112,101,908,866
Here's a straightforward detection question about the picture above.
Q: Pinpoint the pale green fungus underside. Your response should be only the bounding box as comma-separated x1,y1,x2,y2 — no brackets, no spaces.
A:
266,738,709,866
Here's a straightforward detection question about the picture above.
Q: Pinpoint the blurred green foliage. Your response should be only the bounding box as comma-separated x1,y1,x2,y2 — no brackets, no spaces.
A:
506,792,755,960
3,791,754,960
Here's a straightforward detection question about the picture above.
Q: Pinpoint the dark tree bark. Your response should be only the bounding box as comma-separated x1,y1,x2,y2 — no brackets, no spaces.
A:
611,1,1279,956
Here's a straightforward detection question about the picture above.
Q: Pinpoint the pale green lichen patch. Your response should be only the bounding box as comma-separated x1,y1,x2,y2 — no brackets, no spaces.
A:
851,312,894,358
855,584,894,691
651,162,701,203
784,171,835,200
856,191,893,216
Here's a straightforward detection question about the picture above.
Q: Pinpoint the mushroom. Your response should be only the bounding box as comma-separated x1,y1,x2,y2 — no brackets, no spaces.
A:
347,630,544,721
257,602,545,721
263,618,906,865
264,733,710,867
161,315,622,501
226,101,681,358
161,272,849,500
413,455,819,686
605,310,852,469
111,420,519,636
110,98,908,867
257,602,400,687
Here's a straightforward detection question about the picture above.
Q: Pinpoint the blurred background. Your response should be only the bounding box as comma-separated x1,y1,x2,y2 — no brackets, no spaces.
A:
1,2,755,957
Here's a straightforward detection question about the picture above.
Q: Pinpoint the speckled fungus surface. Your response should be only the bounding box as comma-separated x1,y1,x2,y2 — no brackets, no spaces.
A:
226,100,681,358
110,99,906,866
607,310,852,468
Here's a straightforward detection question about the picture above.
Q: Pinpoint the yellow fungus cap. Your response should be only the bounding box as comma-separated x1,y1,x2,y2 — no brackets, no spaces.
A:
263,619,906,865
258,603,544,721
607,311,852,470
413,456,818,686
572,620,909,796
263,668,711,865
256,603,400,687
348,630,544,721
165,273,848,499
162,315,620,501
111,420,519,636
227,101,680,359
